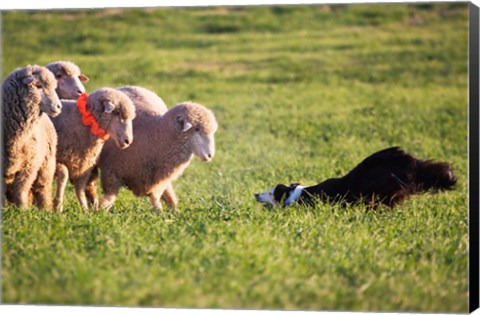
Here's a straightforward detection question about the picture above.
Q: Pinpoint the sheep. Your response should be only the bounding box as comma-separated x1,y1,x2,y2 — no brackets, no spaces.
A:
83,85,169,206
45,61,89,100
50,88,136,212
2,65,62,209
98,101,218,210
117,86,168,116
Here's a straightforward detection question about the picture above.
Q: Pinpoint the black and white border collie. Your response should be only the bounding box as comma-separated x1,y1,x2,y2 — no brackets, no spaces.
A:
255,147,456,209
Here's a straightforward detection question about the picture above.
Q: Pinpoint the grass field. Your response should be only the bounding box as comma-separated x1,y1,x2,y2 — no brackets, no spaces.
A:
1,3,469,312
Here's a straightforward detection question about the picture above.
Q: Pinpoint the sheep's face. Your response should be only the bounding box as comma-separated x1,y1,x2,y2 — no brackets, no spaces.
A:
88,88,136,148
104,101,135,149
25,69,62,117
178,117,217,162
55,71,89,100
46,62,89,100
191,131,215,162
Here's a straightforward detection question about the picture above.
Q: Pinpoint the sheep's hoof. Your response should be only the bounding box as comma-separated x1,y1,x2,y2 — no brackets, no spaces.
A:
53,200,63,213
90,201,99,211
98,199,114,212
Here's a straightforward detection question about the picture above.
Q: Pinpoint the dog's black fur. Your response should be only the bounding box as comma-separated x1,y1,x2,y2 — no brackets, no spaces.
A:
258,147,457,208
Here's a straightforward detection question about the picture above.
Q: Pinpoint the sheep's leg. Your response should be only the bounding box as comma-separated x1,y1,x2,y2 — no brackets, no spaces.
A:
32,154,56,210
75,187,88,209
99,179,120,210
161,183,178,210
148,190,163,210
84,167,99,208
11,190,30,208
99,171,122,211
54,164,69,212
100,193,118,211
73,174,92,210
10,170,36,208
4,182,15,205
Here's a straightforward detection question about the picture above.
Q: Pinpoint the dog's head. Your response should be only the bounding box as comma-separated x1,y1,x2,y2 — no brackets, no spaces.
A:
255,183,302,207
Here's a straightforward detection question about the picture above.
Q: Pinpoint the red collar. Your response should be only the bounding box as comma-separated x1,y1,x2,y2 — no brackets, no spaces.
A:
76,93,109,140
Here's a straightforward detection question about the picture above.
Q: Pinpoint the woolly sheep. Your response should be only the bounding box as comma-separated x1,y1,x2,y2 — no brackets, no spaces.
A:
45,61,89,100
98,102,218,210
83,86,169,206
117,86,168,116
51,88,136,211
2,65,62,209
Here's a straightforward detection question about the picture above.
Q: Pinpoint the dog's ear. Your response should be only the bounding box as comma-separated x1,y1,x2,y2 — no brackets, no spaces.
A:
281,183,304,207
273,184,290,204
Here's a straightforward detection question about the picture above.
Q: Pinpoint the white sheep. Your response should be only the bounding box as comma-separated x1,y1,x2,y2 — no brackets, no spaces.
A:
117,86,167,116
2,65,62,209
45,61,89,100
83,85,169,206
98,101,218,210
50,88,136,212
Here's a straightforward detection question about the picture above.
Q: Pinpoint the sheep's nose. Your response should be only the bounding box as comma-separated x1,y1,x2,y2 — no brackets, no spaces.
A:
55,103,62,111
205,153,213,161
124,139,131,146
77,89,84,95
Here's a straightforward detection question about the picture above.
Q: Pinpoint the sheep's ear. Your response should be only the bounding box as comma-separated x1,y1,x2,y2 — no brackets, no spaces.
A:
177,116,193,132
79,74,89,82
103,101,115,113
22,76,34,86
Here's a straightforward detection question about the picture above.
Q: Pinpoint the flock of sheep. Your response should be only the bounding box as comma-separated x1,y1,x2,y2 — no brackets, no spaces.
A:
2,61,218,212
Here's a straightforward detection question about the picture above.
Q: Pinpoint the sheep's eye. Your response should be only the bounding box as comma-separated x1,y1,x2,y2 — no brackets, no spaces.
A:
35,83,42,89
55,74,62,79
195,127,200,132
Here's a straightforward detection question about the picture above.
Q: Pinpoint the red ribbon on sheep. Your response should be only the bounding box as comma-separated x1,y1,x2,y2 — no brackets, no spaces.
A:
76,93,110,140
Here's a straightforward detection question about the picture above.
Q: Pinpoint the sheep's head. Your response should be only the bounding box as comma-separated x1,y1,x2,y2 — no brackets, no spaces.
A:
46,61,89,100
19,65,62,117
173,102,218,162
87,88,136,149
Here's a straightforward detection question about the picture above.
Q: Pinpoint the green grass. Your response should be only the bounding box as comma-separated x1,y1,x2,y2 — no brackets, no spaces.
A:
1,3,469,312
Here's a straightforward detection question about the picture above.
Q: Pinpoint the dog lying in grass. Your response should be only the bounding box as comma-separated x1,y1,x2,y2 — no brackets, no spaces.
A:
255,147,456,208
